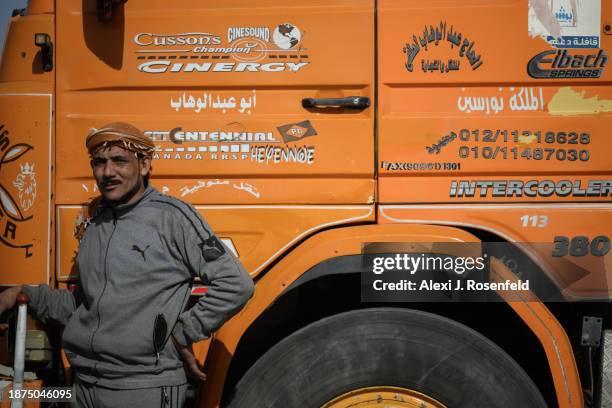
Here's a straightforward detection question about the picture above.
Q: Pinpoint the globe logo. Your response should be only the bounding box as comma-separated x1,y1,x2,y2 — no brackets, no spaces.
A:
272,24,301,50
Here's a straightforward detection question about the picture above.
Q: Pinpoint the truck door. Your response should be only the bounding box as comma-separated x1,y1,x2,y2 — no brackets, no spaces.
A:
0,6,54,285
54,0,375,280
378,0,611,203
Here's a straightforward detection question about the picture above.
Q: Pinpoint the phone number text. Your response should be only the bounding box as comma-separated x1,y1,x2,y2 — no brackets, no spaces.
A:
452,129,590,144
458,146,590,161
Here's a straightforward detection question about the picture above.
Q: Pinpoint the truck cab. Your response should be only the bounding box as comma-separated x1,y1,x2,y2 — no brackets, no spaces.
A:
1,1,610,407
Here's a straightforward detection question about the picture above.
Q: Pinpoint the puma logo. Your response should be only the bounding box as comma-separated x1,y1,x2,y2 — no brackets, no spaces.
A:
132,244,151,261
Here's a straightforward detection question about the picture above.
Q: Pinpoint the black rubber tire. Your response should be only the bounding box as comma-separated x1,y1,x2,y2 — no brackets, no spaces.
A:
225,308,547,408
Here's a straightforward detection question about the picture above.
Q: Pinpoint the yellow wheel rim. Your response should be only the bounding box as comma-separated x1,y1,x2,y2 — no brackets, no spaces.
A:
321,386,447,408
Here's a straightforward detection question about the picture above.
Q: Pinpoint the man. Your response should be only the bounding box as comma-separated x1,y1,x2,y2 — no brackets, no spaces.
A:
0,122,254,407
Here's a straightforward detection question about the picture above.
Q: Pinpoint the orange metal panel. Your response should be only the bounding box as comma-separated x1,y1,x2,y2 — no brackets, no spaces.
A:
55,206,80,281
379,0,610,84
56,1,373,89
55,0,375,206
200,223,582,408
378,0,612,203
56,178,374,205
380,175,612,203
0,8,55,286
56,205,374,281
379,204,612,299
0,14,54,83
491,258,582,408
201,224,481,407
0,94,53,285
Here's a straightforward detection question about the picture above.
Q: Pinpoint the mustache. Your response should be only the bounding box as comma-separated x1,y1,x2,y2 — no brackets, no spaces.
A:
100,179,120,186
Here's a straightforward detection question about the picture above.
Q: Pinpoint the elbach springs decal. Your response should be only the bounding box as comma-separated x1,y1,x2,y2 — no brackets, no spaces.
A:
134,23,308,74
144,120,318,165
527,49,608,79
0,124,36,257
403,21,483,74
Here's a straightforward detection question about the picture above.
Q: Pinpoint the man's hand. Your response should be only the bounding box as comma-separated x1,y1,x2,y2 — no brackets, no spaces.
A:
0,286,22,330
172,336,207,382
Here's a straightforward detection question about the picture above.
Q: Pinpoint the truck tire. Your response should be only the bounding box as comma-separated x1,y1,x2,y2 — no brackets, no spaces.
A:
225,308,547,408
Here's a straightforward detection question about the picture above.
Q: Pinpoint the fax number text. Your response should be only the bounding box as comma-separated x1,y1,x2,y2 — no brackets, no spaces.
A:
381,161,461,171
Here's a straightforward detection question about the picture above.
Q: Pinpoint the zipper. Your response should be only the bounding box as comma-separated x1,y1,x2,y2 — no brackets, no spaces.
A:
153,313,167,365
89,209,118,355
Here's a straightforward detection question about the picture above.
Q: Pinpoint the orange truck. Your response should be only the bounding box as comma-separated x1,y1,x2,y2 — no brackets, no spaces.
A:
0,0,611,407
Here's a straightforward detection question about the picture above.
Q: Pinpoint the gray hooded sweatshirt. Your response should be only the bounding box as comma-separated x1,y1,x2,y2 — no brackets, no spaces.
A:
23,186,254,389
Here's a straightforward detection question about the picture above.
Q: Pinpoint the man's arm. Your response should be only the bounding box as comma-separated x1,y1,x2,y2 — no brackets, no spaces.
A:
170,205,254,348
0,285,77,327
172,251,253,346
0,286,22,330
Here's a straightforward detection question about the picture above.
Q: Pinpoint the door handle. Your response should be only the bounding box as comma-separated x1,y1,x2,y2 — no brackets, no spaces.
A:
302,96,370,109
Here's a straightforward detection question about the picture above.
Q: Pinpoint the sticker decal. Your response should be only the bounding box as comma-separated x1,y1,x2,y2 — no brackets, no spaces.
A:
441,127,592,162
276,120,317,143
0,125,35,257
403,21,483,74
457,87,545,115
381,161,461,172
527,49,607,79
449,179,612,198
552,236,610,257
227,27,270,43
426,127,591,161
146,127,279,161
178,179,261,199
272,24,301,50
13,162,36,211
145,122,317,165
170,91,257,114
134,23,309,74
548,87,612,116
528,0,601,48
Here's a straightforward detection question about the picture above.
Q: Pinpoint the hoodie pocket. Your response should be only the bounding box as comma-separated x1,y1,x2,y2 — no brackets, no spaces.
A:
153,313,168,365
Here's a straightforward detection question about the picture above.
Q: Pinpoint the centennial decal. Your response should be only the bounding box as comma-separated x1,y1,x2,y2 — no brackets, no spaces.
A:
145,121,317,165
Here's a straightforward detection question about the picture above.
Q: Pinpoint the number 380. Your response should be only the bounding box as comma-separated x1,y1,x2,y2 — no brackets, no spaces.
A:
552,236,611,257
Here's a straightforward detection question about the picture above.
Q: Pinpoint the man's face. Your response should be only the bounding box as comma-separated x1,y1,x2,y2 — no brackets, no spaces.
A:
91,144,151,205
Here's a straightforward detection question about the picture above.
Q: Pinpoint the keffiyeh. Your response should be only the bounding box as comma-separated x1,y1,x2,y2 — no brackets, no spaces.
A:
86,122,155,156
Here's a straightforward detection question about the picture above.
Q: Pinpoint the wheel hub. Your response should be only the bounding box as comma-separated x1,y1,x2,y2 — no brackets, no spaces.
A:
321,386,447,408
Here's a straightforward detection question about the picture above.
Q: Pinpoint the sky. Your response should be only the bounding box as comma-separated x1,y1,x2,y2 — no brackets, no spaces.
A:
0,0,29,61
